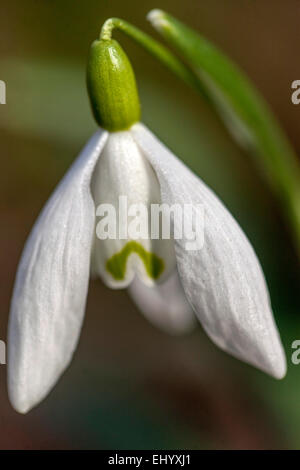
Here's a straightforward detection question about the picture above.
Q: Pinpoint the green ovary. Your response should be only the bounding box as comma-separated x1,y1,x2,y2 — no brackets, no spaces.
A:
106,241,164,281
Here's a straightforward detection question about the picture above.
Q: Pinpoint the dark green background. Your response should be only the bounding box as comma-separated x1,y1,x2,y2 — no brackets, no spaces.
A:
0,0,299,449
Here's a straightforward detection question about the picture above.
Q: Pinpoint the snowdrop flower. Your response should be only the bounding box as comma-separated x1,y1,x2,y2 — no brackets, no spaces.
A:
8,33,286,414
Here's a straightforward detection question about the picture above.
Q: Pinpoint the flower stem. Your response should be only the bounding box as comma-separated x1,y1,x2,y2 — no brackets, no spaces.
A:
99,17,205,97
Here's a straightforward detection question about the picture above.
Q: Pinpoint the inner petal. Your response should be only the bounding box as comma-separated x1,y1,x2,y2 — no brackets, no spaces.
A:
91,131,176,288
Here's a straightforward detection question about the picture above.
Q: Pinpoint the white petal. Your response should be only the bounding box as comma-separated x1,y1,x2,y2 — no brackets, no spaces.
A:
128,270,196,334
91,131,176,288
8,130,108,413
132,123,286,379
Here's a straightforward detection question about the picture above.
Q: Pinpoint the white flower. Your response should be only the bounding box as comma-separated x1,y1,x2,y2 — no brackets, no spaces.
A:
8,122,286,414
8,28,286,413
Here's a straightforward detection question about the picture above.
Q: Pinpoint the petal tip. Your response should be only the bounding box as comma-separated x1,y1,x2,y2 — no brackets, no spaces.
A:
8,393,32,414
13,404,31,415
269,353,287,380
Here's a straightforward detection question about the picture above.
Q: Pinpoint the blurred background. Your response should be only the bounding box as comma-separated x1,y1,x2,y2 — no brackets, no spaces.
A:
0,0,300,449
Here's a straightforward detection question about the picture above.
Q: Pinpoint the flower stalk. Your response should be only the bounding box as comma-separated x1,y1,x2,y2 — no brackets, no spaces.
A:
99,17,205,96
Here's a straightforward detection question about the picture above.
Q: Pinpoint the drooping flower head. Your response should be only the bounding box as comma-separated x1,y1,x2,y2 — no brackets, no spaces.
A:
8,22,286,414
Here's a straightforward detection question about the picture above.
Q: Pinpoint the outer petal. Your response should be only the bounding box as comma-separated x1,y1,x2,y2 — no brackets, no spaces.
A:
8,130,108,413
128,270,196,334
132,123,286,379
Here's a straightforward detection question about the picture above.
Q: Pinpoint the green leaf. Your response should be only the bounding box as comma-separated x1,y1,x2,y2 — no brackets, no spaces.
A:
148,10,300,257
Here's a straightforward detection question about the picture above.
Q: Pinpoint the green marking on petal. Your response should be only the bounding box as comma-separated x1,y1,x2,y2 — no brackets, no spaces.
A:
106,241,164,281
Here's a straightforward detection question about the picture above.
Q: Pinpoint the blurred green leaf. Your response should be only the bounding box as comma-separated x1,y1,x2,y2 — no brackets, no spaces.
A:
0,58,95,145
